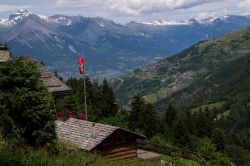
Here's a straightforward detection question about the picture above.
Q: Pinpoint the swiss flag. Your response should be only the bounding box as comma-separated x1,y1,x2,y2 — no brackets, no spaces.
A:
78,56,84,65
79,64,85,74
78,56,85,75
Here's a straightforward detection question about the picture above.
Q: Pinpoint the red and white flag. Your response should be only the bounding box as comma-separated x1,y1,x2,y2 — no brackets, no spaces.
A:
78,56,84,65
78,56,85,75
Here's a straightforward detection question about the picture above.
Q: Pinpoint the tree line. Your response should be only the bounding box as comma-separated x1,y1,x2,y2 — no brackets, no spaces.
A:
0,59,249,165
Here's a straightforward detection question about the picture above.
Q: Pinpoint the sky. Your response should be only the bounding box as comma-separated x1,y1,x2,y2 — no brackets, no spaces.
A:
0,0,250,23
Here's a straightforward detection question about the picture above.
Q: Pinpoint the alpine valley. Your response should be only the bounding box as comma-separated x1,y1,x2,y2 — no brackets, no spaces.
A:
112,26,250,112
1,9,250,79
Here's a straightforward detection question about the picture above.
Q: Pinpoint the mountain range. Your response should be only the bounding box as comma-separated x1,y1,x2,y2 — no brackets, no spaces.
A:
112,26,250,111
1,9,250,79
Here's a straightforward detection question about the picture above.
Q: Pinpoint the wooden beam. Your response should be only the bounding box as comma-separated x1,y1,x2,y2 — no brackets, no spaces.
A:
107,153,137,161
105,149,137,159
102,146,136,155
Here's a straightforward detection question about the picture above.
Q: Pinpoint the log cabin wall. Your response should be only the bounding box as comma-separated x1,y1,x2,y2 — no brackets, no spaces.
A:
95,129,138,164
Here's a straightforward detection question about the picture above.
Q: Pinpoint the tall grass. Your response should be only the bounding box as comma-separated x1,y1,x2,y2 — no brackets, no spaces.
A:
0,144,110,166
0,143,158,166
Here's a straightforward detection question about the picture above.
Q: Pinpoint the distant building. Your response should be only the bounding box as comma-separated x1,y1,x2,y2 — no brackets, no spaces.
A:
56,118,150,164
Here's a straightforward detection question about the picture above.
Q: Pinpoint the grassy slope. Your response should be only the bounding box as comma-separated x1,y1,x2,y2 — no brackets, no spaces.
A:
155,55,250,110
0,144,159,166
161,154,200,166
112,27,250,110
190,102,225,113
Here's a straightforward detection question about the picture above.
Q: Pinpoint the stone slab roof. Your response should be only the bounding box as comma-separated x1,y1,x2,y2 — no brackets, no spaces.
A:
38,64,71,97
0,48,10,62
56,118,145,151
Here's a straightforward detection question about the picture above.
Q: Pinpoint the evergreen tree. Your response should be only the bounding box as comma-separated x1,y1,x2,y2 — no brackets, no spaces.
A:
63,78,119,121
128,94,144,131
100,79,118,118
211,128,226,151
139,103,157,138
165,104,177,126
196,110,213,137
0,59,57,147
172,116,190,147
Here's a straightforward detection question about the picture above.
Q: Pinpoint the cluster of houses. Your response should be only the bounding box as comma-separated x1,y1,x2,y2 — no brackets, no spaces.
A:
0,46,161,165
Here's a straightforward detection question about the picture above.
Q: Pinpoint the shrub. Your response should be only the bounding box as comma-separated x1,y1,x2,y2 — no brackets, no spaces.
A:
0,59,57,148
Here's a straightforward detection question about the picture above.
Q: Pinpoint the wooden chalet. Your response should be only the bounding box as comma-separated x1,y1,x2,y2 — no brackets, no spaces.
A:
38,64,71,98
56,118,146,163
0,46,71,98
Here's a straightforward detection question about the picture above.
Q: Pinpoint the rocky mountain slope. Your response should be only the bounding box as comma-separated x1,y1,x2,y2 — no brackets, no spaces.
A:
1,10,250,78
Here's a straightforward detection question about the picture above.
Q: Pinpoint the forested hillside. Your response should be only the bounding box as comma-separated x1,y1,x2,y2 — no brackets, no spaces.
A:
109,27,250,165
112,27,250,110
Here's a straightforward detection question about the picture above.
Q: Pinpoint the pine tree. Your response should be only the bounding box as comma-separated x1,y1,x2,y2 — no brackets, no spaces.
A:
211,128,226,151
128,94,144,131
139,103,157,138
165,104,177,126
172,116,190,147
100,79,118,118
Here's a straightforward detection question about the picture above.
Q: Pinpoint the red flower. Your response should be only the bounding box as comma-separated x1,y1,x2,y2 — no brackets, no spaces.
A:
78,113,86,120
66,111,73,118
55,112,62,119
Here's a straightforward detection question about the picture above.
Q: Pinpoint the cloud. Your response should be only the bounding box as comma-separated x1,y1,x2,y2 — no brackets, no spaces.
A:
197,8,229,19
56,0,220,15
0,4,31,12
197,12,217,19
238,0,250,15
239,0,250,7
56,0,99,5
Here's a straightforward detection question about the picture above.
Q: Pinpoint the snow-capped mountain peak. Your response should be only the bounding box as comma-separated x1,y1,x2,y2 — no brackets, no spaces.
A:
9,9,32,21
135,15,235,27
138,20,191,26
48,14,75,25
0,9,47,27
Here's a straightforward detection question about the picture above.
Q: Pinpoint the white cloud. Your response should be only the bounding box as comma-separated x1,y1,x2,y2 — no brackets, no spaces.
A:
110,0,220,14
0,4,31,12
197,8,229,19
197,12,216,19
239,0,250,7
56,0,100,5
56,0,220,15
238,0,250,15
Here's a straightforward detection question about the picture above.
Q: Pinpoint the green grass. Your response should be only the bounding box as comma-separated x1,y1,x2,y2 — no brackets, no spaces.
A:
190,102,225,113
161,154,200,166
0,142,158,166
0,145,111,166
222,110,230,117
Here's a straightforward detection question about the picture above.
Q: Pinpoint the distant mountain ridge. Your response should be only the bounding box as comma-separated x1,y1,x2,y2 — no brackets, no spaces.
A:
130,16,233,26
1,10,250,79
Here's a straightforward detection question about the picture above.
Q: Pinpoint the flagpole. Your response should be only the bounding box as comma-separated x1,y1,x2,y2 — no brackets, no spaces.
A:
78,55,88,121
84,75,88,121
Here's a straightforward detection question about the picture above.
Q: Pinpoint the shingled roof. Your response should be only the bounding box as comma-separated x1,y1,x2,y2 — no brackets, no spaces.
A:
56,118,144,151
0,46,10,62
38,64,71,97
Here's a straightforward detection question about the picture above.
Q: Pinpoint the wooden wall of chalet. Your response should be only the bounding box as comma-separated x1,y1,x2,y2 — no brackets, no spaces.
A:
94,129,138,164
